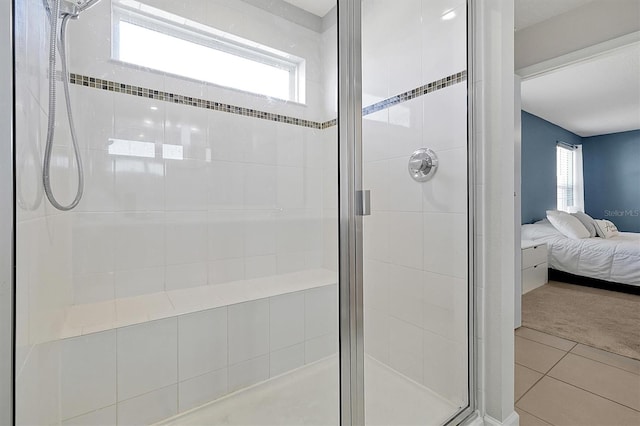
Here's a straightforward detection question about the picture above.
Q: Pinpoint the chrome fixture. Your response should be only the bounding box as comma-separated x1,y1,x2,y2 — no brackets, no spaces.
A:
42,0,100,211
408,148,438,182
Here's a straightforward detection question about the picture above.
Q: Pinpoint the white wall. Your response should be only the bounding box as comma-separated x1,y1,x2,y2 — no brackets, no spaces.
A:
473,0,517,424
359,0,469,407
515,0,640,71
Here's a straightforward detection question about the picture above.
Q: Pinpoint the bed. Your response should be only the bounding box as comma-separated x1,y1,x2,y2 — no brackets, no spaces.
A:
522,220,640,291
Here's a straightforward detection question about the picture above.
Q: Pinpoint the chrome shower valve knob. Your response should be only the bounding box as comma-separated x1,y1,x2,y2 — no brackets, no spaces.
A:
408,148,438,182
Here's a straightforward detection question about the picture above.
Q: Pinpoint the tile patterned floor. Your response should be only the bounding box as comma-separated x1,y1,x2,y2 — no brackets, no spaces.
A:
515,327,640,426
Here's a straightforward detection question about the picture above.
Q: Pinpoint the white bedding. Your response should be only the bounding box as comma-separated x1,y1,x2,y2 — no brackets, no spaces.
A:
522,222,640,287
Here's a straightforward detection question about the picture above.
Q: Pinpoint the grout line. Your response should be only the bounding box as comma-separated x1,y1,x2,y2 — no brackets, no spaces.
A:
515,344,573,404
514,363,547,405
515,333,576,353
568,350,640,377
517,340,640,415
542,375,640,414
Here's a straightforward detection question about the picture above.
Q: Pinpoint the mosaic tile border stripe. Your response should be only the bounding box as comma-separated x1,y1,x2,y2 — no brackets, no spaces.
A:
362,71,467,116
69,71,466,129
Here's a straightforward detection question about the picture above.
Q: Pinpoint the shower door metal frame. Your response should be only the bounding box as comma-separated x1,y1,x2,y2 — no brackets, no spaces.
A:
337,0,365,424
0,0,15,424
337,0,477,425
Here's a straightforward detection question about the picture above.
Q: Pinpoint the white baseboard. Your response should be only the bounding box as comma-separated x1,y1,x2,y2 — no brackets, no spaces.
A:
483,411,519,426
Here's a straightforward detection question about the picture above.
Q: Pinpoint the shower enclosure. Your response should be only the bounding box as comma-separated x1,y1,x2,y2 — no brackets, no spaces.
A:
5,0,474,424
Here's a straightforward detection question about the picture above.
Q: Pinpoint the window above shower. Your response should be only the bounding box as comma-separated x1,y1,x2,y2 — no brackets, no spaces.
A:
111,0,306,103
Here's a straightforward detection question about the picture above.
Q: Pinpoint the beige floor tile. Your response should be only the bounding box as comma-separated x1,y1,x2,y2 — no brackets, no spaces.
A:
515,364,543,401
515,336,567,374
516,327,577,351
571,344,640,376
548,353,640,411
517,376,640,426
516,408,552,426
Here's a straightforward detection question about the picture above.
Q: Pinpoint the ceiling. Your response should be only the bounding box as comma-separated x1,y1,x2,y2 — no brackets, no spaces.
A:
514,0,595,30
516,0,640,137
282,0,334,17
521,43,640,137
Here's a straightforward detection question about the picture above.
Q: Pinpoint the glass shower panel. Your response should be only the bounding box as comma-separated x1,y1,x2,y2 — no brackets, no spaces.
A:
13,0,339,424
361,0,470,424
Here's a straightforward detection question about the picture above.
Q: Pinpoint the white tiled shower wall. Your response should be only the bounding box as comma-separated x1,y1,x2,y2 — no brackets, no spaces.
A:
19,286,337,425
360,0,469,406
15,0,339,424
14,0,470,423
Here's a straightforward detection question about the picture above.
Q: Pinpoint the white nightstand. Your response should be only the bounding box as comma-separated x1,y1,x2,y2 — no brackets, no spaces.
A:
521,240,548,294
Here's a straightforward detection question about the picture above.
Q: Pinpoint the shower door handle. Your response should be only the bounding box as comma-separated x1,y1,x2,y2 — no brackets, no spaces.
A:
356,190,371,216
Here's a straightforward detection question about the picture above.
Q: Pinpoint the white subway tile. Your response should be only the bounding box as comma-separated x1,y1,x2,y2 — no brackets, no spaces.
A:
178,308,227,381
243,211,276,257
270,292,305,351
72,213,115,276
423,212,467,278
305,333,337,364
388,211,423,270
228,299,269,365
165,211,207,265
208,161,245,209
388,317,423,384
178,368,228,413
270,343,305,377
245,255,277,280
165,262,208,291
165,159,208,211
117,384,177,426
114,212,165,272
208,258,244,285
114,267,164,299
364,307,390,364
228,355,269,392
304,285,338,339
60,331,116,420
114,156,165,212
208,211,244,261
117,318,178,401
422,147,467,214
387,264,423,327
362,211,390,262
62,405,116,426
244,164,276,208
363,260,389,313
277,167,305,209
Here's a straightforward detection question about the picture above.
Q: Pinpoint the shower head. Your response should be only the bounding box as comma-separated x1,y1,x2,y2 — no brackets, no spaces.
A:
58,0,101,17
74,0,101,13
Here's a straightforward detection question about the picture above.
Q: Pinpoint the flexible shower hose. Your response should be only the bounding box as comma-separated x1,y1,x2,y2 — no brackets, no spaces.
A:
43,0,85,211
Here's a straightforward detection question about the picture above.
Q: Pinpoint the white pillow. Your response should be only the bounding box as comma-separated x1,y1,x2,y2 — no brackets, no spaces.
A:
594,219,619,239
521,223,561,240
546,210,591,239
571,211,597,238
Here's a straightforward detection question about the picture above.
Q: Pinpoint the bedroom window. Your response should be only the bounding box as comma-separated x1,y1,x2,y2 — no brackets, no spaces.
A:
111,1,305,103
556,142,584,213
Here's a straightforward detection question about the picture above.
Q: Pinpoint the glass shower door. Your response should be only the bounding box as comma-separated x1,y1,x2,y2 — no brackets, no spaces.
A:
360,0,472,424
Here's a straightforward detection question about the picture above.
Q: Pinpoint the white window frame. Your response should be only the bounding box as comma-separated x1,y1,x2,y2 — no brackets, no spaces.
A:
556,141,584,213
111,1,306,103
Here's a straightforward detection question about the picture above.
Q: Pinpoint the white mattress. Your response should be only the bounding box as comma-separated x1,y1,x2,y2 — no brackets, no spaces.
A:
522,222,640,287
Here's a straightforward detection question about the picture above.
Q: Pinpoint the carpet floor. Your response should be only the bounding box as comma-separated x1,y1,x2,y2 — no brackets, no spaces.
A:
522,281,640,360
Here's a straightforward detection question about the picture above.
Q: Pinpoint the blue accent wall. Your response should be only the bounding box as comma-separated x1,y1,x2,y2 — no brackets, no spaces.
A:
521,111,582,224
582,130,640,232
